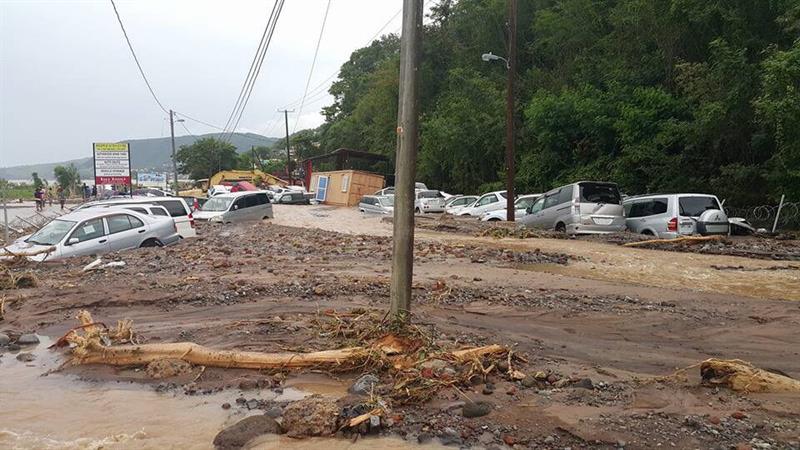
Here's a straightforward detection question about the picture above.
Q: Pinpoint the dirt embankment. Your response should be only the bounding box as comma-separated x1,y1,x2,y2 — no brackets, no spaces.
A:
1,214,799,449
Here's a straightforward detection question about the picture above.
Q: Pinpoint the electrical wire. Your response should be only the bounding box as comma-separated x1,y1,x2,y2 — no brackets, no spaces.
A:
292,0,332,133
109,0,168,114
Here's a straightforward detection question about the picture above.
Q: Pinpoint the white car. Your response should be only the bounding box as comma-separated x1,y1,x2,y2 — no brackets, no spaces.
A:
374,187,395,197
415,190,446,213
480,194,542,221
1,209,180,262
85,203,172,218
76,196,197,238
457,190,508,217
445,196,478,215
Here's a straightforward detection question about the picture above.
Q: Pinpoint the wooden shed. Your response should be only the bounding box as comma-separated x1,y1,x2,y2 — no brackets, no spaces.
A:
310,170,385,206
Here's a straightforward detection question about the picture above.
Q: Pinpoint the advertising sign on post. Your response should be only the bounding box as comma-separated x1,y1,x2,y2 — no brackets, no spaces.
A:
137,172,167,188
93,143,131,191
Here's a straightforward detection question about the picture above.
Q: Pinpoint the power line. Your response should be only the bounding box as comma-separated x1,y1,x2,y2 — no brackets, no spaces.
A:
292,0,333,134
109,0,168,114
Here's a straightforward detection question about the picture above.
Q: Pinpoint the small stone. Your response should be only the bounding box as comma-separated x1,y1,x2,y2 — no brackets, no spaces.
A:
16,352,36,362
522,376,538,388
482,383,495,395
534,371,547,380
554,379,570,388
264,406,283,418
496,360,510,372
731,411,747,420
17,334,39,346
417,433,433,444
213,415,281,450
349,374,380,395
546,374,559,384
479,432,494,445
239,379,258,390
462,401,492,418
246,399,260,410
573,378,594,390
235,397,246,404
502,435,516,446
617,440,627,448
544,435,555,444
221,403,231,410
506,386,517,395
281,396,339,437
6,343,20,352
0,333,10,346
709,416,721,425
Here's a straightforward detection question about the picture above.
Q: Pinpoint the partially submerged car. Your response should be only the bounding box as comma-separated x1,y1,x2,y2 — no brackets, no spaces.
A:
457,191,508,217
518,182,626,234
415,190,446,214
1,209,180,262
623,193,729,238
193,191,273,224
444,195,479,215
76,196,197,238
481,194,541,221
358,195,394,215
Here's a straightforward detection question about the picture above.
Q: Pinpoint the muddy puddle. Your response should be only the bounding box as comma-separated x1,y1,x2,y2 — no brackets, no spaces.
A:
0,336,439,449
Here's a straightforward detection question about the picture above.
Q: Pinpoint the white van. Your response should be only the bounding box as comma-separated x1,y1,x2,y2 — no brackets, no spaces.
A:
193,191,273,224
77,197,197,238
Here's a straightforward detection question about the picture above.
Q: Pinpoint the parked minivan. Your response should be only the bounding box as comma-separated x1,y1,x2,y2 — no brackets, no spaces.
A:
359,195,394,215
457,191,508,217
623,193,729,238
77,196,197,238
193,191,273,223
518,181,626,234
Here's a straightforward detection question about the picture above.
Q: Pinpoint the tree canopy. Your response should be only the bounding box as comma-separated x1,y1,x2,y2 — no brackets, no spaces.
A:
176,138,238,181
302,0,799,205
53,164,81,195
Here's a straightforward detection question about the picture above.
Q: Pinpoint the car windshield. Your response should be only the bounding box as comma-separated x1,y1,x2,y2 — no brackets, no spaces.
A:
201,197,233,212
515,197,538,209
418,190,442,199
579,183,621,204
26,219,76,245
499,192,508,199
679,196,720,216
378,197,394,207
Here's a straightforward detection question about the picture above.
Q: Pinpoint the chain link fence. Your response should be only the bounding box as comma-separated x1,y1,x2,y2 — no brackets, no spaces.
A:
726,201,799,231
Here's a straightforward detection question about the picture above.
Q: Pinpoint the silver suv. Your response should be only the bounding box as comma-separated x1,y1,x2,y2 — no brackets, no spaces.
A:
518,181,626,234
623,193,728,238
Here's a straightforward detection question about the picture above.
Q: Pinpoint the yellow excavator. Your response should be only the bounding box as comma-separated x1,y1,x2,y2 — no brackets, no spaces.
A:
179,170,288,197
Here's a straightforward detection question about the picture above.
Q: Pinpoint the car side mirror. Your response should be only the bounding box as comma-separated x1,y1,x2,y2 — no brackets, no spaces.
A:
68,237,79,245
526,206,533,214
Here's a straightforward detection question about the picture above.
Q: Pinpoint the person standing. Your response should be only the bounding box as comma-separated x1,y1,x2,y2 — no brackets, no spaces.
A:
48,186,54,207
34,188,43,211
81,183,88,200
57,186,66,210
91,185,97,198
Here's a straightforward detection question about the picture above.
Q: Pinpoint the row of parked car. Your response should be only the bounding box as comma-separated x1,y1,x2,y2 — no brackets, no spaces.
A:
360,181,734,238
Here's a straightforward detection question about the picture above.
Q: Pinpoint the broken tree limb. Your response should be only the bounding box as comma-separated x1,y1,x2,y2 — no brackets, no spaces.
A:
451,344,506,362
701,359,800,393
623,235,724,247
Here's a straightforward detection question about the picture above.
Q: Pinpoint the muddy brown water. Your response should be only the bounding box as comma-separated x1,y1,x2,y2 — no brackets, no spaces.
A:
0,336,439,450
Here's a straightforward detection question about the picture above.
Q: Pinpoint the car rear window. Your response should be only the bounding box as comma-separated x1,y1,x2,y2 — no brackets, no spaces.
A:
152,199,188,217
579,183,621,204
679,196,720,217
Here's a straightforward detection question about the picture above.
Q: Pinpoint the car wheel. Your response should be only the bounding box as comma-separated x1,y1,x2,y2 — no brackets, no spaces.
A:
415,208,421,214
555,222,566,233
262,216,269,220
641,229,654,236
488,218,501,222
140,238,163,248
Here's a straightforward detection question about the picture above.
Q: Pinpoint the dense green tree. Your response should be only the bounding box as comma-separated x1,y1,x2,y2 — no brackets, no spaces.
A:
53,164,81,195
176,138,237,181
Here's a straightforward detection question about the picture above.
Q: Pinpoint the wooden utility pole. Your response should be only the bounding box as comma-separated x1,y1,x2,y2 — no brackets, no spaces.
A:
278,109,294,184
169,109,179,194
390,0,423,323
505,0,517,222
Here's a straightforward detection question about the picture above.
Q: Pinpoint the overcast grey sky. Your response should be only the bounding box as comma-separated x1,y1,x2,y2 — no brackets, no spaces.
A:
1,0,411,167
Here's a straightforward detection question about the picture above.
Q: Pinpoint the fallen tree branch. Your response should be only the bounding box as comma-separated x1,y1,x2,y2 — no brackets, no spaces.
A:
623,235,724,247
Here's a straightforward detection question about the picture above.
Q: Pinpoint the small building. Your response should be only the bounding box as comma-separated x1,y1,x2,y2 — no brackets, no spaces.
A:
309,170,384,207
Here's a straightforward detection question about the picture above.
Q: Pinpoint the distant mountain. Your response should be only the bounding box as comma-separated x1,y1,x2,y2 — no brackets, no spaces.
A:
0,132,279,181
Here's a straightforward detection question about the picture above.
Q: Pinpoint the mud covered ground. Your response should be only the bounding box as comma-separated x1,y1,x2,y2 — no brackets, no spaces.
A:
2,208,800,449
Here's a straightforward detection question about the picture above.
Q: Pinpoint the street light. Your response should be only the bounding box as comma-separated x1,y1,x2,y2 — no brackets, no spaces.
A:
481,52,510,69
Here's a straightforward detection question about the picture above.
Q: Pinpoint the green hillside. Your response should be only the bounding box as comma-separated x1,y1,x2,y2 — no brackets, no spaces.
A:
0,132,278,180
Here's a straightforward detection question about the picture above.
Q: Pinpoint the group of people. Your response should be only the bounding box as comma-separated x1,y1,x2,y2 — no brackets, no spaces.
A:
33,186,67,211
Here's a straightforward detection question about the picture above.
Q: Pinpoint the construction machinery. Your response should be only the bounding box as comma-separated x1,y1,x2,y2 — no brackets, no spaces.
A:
179,170,288,198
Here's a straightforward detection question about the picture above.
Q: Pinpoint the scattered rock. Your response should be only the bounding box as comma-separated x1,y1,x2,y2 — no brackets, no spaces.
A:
0,333,9,346
731,411,747,420
573,378,594,390
17,334,39,346
281,396,339,437
522,375,539,388
16,352,35,362
417,433,433,444
7,343,20,352
478,431,495,445
213,415,281,450
246,399,260,410
239,379,258,390
546,374,559,384
708,416,721,425
145,359,192,379
462,401,492,418
264,406,283,418
482,383,495,395
221,403,231,410
544,435,555,444
349,374,379,395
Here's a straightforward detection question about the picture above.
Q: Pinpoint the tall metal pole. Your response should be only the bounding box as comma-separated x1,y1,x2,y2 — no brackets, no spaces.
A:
505,0,517,222
278,109,294,185
170,109,178,194
390,0,423,324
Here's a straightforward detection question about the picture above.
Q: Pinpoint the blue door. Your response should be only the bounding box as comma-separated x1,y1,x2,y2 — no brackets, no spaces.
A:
315,176,329,202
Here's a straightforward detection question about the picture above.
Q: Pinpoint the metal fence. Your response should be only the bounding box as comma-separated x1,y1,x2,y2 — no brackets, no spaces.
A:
726,201,799,231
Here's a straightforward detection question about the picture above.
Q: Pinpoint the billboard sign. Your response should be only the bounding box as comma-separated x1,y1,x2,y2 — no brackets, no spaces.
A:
93,143,131,185
137,172,167,187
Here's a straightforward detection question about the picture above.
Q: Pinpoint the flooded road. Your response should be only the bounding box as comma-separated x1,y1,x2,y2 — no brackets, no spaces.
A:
0,337,437,450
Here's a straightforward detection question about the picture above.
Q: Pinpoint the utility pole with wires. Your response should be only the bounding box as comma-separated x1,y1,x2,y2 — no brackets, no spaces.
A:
390,0,423,324
278,109,294,184
169,110,178,194
504,0,517,222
